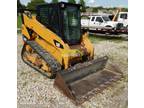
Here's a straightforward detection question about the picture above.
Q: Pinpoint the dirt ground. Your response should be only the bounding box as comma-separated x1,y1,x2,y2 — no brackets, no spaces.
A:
17,34,128,108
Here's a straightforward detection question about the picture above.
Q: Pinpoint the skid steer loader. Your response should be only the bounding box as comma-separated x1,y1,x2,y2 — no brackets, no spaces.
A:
20,2,122,104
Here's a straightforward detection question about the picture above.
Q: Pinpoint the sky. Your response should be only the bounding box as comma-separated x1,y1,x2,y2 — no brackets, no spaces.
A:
20,0,128,8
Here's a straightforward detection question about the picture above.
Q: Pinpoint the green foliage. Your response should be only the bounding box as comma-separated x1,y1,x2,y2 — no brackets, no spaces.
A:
17,15,22,28
68,0,76,4
17,0,26,13
92,7,98,12
27,0,46,10
121,8,128,12
79,0,86,12
52,0,59,3
87,6,128,13
92,6,104,12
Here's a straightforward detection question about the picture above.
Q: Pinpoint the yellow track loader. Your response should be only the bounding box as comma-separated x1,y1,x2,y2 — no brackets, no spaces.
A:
20,2,122,104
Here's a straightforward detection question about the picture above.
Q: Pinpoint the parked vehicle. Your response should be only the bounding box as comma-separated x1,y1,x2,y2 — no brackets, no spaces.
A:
112,10,128,28
81,15,124,30
117,12,128,28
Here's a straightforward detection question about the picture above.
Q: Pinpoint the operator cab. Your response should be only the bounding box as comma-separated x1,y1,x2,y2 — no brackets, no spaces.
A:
36,2,81,45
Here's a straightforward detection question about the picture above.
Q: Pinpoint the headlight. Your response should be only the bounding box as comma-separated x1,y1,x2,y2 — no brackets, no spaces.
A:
53,40,64,49
22,35,28,42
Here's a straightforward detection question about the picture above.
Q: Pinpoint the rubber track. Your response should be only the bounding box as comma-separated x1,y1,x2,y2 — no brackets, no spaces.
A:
21,41,61,76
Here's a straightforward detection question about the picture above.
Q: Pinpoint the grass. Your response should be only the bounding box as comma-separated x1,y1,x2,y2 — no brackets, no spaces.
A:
17,14,36,29
89,34,125,43
17,15,22,28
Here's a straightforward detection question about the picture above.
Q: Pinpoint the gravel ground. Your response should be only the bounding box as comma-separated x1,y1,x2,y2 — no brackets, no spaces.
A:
17,34,128,108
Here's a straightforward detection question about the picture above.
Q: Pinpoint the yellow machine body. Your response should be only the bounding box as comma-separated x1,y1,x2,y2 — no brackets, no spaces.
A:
22,14,94,69
20,2,122,104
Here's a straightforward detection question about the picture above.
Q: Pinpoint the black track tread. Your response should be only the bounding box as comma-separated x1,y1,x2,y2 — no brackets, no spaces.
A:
21,41,61,78
26,41,61,72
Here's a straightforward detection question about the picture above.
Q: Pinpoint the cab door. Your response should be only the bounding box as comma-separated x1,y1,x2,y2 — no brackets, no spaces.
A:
89,16,98,30
95,16,104,29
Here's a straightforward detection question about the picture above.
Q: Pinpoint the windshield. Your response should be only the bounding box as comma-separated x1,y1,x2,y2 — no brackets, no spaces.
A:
102,16,110,21
63,6,81,44
120,13,127,19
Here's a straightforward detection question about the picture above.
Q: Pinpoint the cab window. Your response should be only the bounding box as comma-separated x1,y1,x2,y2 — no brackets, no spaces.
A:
120,13,127,19
91,17,95,21
96,17,103,23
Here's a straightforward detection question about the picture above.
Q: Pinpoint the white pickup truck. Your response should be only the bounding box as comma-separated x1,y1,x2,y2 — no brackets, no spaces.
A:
117,12,128,28
81,15,124,30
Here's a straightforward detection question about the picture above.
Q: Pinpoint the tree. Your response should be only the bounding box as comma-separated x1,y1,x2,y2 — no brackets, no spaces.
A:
92,7,98,13
17,0,26,10
121,8,128,12
79,0,86,12
17,0,26,14
27,0,46,10
97,6,103,10
68,0,76,4
52,0,59,3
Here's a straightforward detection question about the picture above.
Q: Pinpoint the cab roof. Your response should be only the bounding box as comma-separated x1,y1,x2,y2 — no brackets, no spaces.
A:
37,2,81,8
